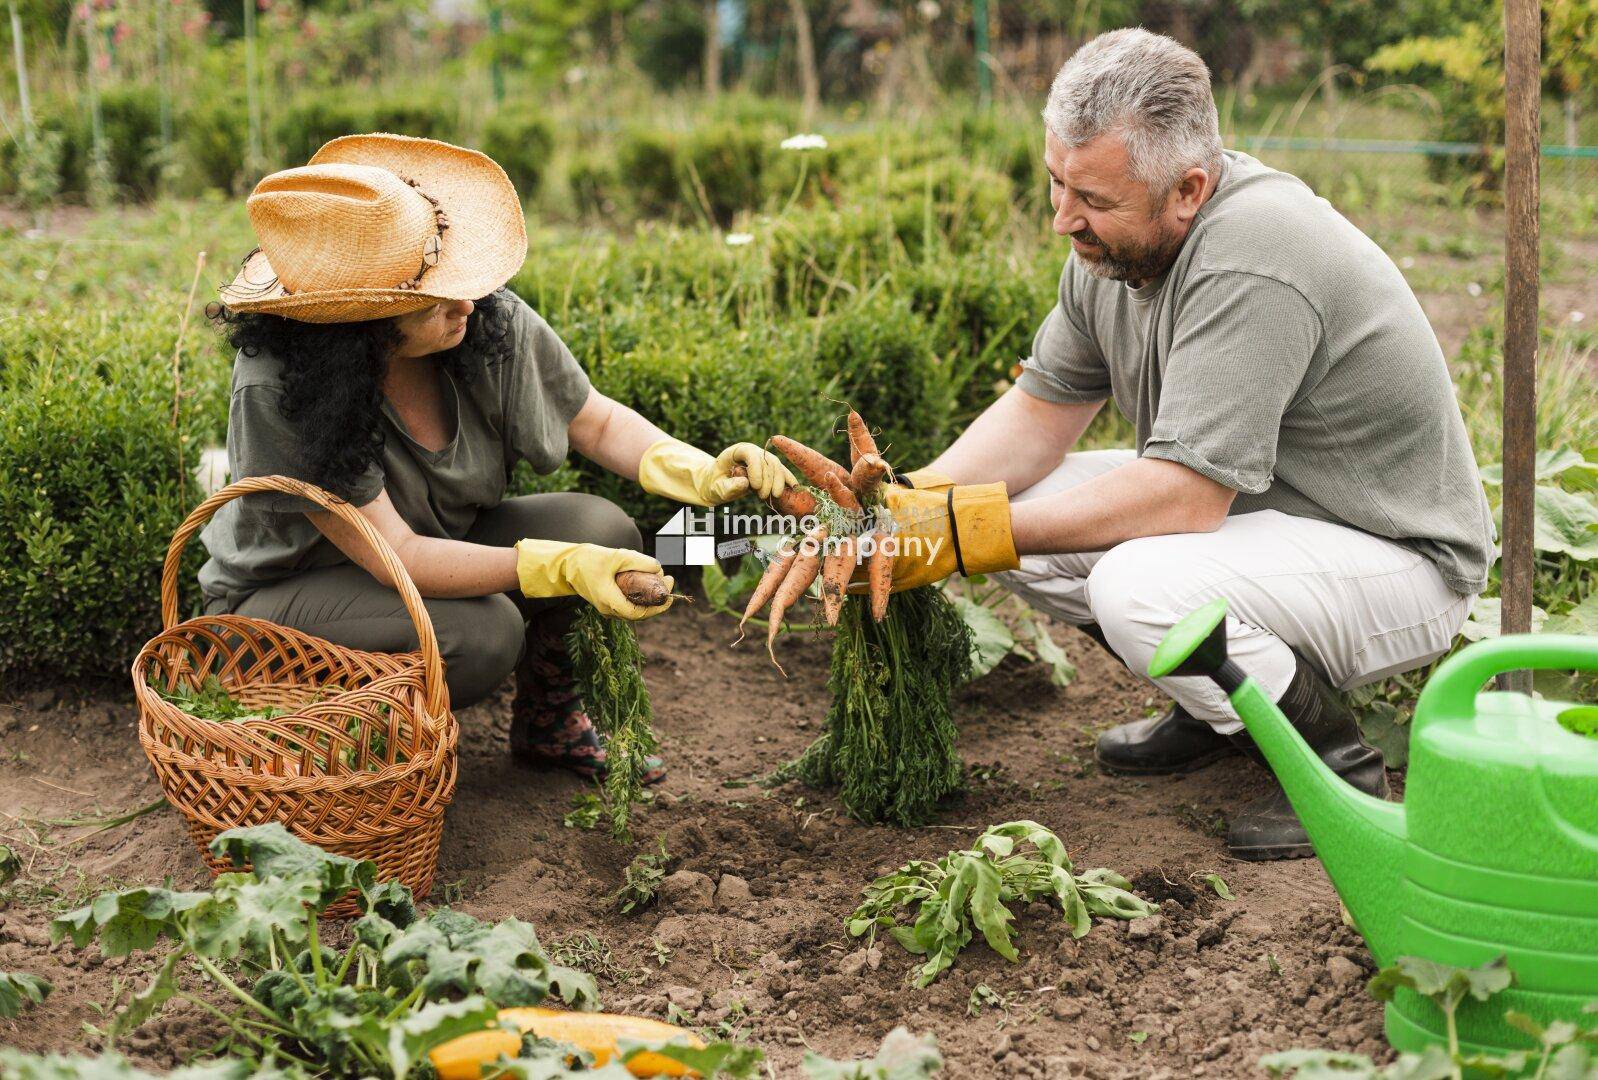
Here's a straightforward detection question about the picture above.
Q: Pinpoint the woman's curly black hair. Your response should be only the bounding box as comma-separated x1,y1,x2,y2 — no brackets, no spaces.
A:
207,290,513,497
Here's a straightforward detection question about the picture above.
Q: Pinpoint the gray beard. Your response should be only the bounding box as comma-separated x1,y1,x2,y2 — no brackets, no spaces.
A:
1073,221,1185,285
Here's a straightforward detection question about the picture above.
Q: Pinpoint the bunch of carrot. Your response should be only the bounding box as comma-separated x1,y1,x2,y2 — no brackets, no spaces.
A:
738,411,896,670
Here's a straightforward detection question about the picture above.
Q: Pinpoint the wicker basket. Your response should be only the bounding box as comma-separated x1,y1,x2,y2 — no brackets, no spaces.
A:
134,475,457,916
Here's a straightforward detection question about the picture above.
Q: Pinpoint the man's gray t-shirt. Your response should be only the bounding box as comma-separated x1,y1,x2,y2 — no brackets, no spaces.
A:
1016,151,1494,596
197,289,592,606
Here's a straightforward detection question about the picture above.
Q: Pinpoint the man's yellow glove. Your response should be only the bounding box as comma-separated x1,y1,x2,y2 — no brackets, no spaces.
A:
637,439,798,507
515,539,674,620
851,481,1019,593
896,468,957,494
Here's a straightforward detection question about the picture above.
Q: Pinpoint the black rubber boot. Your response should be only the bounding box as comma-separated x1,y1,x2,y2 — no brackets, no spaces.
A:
1225,653,1389,861
1081,622,1241,776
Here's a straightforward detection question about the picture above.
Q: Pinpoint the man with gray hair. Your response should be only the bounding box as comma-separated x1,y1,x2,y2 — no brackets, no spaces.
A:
894,28,1494,860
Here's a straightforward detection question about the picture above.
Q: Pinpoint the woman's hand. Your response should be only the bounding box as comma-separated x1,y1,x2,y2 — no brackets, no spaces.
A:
638,439,796,506
515,539,674,620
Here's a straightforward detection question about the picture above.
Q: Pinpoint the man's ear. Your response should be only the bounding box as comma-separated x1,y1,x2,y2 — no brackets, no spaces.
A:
1169,166,1210,222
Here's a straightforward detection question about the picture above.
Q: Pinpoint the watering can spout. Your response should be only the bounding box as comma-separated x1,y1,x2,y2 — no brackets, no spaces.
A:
1148,600,1407,964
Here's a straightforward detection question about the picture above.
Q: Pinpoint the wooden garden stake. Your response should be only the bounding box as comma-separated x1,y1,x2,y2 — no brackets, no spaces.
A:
1498,0,1539,692
171,251,207,480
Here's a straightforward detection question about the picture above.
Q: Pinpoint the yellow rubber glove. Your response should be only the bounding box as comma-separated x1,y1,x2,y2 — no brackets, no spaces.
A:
514,539,674,621
851,481,1019,593
897,468,957,493
637,439,798,507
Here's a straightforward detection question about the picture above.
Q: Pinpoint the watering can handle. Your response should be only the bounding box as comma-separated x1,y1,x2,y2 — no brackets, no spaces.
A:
1413,633,1598,736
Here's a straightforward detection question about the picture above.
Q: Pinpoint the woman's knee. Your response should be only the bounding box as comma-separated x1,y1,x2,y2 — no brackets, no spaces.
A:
570,495,643,552
435,594,525,709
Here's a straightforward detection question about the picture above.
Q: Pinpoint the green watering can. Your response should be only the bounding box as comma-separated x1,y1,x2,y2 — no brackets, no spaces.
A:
1149,599,1598,1056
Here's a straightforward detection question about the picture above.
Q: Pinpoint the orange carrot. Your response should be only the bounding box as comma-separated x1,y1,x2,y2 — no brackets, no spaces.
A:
739,542,796,636
771,435,850,490
846,411,878,466
730,463,818,517
819,535,857,626
767,524,827,672
849,454,888,502
820,470,862,512
866,532,894,622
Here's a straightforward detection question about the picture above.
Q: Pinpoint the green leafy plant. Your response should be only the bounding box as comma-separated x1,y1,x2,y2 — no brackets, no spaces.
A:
1263,956,1598,1080
43,823,595,1077
801,1026,943,1078
562,792,605,831
846,821,1157,986
0,969,51,1018
615,840,671,914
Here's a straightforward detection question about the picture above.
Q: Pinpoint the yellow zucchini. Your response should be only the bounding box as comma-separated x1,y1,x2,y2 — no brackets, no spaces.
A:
428,1006,705,1079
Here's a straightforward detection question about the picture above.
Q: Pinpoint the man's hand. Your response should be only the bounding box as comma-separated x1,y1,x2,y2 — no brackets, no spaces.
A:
851,481,1020,593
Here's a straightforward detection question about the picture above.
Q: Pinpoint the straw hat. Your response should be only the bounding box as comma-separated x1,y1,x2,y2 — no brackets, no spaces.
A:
218,133,528,323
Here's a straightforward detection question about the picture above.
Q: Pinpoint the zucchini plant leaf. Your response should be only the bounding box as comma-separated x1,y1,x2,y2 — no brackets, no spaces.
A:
947,594,1014,679
1532,485,1598,560
620,1039,766,1078
209,823,375,908
0,970,51,1019
801,1026,942,1079
388,995,500,1080
51,886,208,956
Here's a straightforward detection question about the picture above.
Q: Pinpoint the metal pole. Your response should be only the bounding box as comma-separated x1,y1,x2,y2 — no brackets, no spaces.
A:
244,0,264,173
1497,0,1539,693
974,0,992,109
488,2,504,105
8,0,32,133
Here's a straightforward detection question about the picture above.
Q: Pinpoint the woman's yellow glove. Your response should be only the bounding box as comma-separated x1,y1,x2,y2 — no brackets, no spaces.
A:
636,438,797,507
514,539,674,620
849,481,1019,593
896,468,957,493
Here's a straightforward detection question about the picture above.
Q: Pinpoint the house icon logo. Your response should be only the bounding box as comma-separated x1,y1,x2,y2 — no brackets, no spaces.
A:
654,507,718,566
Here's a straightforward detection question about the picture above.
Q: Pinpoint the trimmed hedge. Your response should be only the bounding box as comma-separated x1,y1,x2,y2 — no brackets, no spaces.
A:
0,311,205,681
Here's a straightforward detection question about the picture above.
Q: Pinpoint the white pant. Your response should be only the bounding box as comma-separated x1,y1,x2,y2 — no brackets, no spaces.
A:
996,450,1474,733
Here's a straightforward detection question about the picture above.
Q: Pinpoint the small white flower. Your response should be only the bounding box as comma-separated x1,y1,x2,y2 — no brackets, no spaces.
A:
563,66,586,84
781,133,828,151
725,232,754,246
1570,310,1585,323
1467,281,1483,297
917,0,941,19
1399,256,1415,269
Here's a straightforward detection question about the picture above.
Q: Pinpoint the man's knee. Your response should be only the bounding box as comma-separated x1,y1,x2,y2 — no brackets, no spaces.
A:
436,594,525,709
1083,539,1185,663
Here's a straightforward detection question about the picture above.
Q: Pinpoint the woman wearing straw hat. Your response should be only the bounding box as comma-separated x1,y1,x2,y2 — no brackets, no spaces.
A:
197,133,796,784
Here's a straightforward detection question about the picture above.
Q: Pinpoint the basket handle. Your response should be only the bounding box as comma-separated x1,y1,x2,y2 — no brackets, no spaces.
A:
160,475,448,718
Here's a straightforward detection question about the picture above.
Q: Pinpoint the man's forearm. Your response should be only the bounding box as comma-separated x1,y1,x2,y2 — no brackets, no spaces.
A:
1008,457,1235,555
924,388,1102,490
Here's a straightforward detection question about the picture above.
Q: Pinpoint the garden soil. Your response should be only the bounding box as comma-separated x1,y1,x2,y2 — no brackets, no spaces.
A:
0,603,1391,1077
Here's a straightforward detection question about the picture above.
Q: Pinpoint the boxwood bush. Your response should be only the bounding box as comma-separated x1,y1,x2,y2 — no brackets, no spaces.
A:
0,313,205,682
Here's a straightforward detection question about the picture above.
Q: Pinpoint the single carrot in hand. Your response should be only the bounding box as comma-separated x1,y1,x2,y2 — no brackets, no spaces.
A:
819,535,857,626
866,532,894,622
771,435,851,489
821,470,862,512
767,524,827,673
846,411,878,466
739,541,796,637
730,463,817,517
616,570,672,607
849,454,888,502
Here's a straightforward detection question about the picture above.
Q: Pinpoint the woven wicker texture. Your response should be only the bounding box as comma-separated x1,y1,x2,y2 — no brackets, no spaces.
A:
218,133,527,323
134,475,456,916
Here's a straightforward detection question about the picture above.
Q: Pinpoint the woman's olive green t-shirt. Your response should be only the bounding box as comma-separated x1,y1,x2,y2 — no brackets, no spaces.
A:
196,289,592,607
